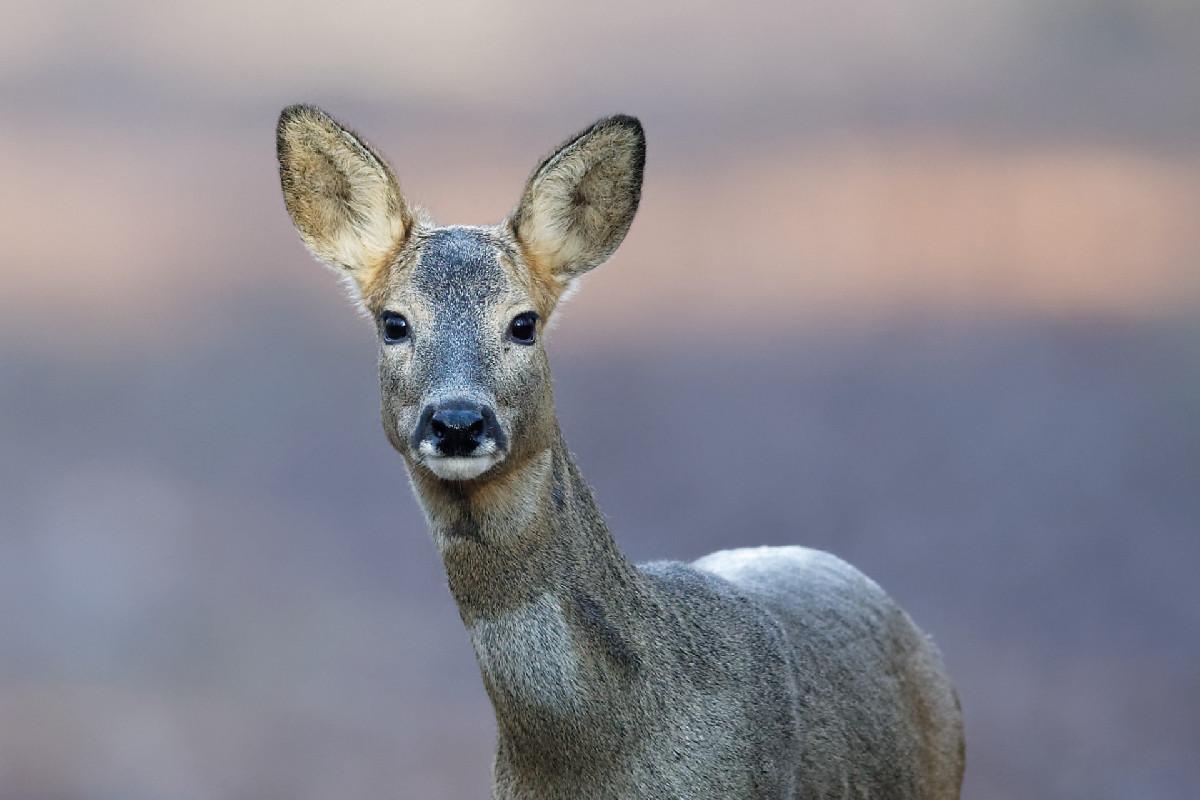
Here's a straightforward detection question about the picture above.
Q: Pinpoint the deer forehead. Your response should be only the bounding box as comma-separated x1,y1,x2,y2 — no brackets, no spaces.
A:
373,225,540,316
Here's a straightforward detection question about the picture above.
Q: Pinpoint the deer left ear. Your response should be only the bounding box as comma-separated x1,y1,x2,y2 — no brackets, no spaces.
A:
276,104,411,299
509,115,645,289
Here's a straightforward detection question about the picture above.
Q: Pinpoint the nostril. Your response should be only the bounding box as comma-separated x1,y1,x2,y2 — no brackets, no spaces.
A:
428,406,487,452
414,403,500,457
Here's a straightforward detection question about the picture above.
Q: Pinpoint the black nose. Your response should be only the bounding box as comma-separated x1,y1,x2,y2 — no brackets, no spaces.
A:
417,401,499,457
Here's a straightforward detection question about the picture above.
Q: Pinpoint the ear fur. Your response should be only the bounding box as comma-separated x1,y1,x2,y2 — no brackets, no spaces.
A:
276,104,411,298
509,115,645,291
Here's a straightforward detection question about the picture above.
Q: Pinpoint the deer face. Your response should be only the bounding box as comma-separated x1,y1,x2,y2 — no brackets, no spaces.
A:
276,106,644,482
372,224,552,482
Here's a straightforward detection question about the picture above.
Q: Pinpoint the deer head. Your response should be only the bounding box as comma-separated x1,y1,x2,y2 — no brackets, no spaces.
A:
276,105,645,482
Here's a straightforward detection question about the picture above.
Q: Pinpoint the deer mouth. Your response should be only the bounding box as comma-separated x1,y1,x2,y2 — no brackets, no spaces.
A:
420,453,502,481
415,433,505,481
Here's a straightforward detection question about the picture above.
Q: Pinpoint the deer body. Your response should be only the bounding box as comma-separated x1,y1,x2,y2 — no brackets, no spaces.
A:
277,106,964,799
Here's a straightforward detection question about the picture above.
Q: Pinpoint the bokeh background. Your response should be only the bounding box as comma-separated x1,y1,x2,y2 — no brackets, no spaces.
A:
3,1,1199,797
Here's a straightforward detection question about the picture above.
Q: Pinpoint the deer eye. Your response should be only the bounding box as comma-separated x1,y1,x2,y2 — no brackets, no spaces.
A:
381,312,409,343
507,311,538,344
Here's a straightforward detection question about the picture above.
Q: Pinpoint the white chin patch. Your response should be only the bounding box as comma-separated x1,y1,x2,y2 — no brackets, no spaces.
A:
423,455,500,481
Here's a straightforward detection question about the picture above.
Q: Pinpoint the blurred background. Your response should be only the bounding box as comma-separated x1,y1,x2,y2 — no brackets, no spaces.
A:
2,1,1198,797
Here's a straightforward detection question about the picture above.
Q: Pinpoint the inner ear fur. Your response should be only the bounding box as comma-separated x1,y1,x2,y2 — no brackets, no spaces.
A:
276,104,411,296
509,115,645,293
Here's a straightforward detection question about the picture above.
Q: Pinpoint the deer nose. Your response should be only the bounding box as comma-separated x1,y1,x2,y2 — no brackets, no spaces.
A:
422,402,491,457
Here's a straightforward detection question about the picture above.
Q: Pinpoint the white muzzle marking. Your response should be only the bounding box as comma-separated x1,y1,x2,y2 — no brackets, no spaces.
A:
421,453,500,481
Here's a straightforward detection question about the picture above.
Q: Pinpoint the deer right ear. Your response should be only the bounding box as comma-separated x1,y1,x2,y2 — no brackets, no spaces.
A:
509,115,645,293
276,104,411,299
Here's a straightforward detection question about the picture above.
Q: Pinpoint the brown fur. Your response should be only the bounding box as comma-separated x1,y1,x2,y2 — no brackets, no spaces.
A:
509,115,646,306
277,104,413,300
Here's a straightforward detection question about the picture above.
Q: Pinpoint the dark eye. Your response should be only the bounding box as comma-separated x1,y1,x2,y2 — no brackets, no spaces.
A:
507,311,538,344
381,312,409,343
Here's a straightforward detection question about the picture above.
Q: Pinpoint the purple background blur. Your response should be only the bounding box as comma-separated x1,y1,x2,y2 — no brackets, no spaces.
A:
2,2,1198,797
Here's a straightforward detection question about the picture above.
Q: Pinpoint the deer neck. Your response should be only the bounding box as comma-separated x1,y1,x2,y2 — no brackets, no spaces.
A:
408,425,652,755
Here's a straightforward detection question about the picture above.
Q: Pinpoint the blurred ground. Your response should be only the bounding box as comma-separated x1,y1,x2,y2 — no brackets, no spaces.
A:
2,1,1199,798
2,312,1197,799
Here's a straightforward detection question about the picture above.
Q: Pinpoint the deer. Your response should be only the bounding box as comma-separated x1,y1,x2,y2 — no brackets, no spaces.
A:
275,104,965,799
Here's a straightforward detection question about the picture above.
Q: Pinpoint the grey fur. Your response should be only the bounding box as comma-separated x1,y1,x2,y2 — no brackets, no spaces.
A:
276,107,965,799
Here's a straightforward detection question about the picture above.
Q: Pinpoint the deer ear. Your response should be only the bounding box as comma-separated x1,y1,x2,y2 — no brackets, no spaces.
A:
276,104,411,298
509,115,645,288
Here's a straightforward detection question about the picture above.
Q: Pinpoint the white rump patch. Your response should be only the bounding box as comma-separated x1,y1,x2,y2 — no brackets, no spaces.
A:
694,545,820,583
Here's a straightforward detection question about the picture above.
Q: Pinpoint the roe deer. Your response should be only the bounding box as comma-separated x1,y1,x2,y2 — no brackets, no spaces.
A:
275,105,965,799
